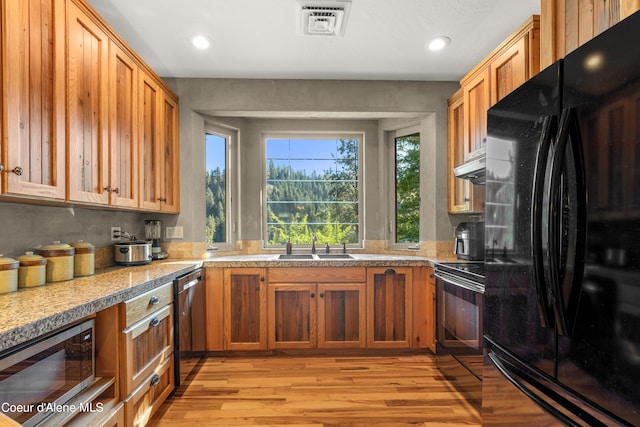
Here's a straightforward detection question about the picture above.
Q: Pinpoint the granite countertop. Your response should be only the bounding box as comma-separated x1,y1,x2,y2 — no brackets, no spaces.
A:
202,253,430,268
0,260,202,353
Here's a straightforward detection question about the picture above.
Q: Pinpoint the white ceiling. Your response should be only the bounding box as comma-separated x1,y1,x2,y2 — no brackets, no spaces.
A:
86,0,540,82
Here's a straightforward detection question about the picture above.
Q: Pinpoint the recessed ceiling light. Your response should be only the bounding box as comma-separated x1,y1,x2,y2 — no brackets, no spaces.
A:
427,36,451,52
191,35,211,49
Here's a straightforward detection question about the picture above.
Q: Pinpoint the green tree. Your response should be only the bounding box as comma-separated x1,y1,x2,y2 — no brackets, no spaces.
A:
395,135,420,242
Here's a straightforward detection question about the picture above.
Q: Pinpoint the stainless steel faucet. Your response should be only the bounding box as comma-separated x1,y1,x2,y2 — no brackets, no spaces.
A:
311,234,317,254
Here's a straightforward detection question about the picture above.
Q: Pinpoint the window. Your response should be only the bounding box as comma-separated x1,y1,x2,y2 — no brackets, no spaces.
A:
394,131,420,244
205,132,227,244
265,136,360,246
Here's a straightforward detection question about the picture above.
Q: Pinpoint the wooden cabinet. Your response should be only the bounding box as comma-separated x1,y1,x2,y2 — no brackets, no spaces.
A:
462,68,490,161
107,41,139,208
67,1,110,205
119,282,174,426
1,0,66,200
448,16,539,214
540,0,640,69
268,283,317,348
447,89,484,214
267,267,367,349
139,73,180,213
223,268,268,350
367,267,413,348
1,0,178,212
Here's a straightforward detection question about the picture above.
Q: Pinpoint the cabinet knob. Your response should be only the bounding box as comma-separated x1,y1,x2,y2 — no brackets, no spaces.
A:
0,166,23,176
319,293,324,298
149,317,160,327
260,277,265,282
384,269,396,275
113,187,120,194
150,374,161,387
104,186,111,192
149,295,160,305
311,293,315,298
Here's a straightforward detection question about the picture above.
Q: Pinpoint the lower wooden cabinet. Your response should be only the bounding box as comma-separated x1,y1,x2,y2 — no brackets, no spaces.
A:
124,356,174,427
212,265,431,352
367,267,413,348
267,282,367,349
119,283,175,426
223,268,268,350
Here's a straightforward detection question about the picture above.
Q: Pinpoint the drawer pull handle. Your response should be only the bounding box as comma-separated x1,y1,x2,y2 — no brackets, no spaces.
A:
149,295,160,305
149,317,160,327
150,374,161,387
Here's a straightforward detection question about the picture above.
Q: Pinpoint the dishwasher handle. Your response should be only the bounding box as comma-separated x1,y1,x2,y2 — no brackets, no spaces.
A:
182,277,201,291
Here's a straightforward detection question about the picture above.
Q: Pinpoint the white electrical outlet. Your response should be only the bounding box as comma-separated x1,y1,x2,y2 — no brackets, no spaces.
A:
166,226,184,239
111,226,121,241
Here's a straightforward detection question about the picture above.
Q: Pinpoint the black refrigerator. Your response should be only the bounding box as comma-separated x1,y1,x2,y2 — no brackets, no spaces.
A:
483,10,640,426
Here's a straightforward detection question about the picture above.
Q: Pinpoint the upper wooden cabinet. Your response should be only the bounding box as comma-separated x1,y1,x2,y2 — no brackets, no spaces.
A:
1,0,178,212
1,0,66,200
540,0,640,69
108,42,139,209
448,16,539,214
67,2,110,205
139,73,179,213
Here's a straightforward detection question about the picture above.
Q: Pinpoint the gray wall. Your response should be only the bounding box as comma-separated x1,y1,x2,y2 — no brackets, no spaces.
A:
0,78,459,257
169,78,459,245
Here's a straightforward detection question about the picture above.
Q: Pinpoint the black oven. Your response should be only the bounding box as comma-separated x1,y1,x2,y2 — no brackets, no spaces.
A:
0,319,95,427
434,262,484,411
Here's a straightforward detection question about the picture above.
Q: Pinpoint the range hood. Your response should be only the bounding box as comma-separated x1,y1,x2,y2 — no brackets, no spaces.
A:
453,155,486,184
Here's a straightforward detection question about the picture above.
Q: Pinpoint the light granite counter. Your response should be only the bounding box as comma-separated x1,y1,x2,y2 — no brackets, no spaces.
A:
202,253,430,268
0,260,202,353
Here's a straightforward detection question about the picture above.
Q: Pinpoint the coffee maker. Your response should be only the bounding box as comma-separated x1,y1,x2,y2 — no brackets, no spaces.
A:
145,220,168,260
453,222,484,261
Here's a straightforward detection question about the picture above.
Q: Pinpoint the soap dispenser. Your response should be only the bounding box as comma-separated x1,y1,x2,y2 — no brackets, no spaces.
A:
286,239,292,255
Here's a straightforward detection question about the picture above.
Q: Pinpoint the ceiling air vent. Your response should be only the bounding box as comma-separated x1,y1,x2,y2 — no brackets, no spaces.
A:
297,0,352,36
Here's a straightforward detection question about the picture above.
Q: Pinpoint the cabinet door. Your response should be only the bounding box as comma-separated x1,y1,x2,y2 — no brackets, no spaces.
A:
2,0,66,199
268,283,317,349
463,68,489,160
158,93,179,212
108,41,138,208
447,89,480,214
317,283,366,348
224,268,267,350
138,72,161,211
67,2,109,204
367,267,412,348
490,37,527,106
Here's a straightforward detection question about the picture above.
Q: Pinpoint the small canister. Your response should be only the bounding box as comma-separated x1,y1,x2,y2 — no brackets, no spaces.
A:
37,241,75,282
70,240,95,277
17,251,47,288
0,255,19,294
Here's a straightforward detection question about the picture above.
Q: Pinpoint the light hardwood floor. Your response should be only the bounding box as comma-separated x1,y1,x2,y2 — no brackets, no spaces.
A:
150,353,481,426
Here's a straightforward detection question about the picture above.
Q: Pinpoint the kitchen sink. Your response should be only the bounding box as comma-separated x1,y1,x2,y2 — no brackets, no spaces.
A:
315,254,355,259
276,254,355,260
277,254,315,260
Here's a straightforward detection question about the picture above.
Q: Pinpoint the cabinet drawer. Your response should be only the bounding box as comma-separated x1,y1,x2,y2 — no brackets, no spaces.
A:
124,356,173,427
121,305,173,396
123,282,173,328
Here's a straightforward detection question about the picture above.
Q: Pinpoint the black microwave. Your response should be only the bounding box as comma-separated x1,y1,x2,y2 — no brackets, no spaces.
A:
0,319,95,427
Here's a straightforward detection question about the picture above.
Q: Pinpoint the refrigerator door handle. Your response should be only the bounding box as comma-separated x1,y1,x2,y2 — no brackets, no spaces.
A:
531,115,557,328
548,107,588,336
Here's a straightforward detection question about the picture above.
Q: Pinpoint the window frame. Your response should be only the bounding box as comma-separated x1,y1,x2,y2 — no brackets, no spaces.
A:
262,132,364,250
387,124,422,249
204,122,238,250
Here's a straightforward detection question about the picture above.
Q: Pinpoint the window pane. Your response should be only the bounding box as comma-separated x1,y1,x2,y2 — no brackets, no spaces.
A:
395,133,420,243
206,133,226,243
266,138,359,245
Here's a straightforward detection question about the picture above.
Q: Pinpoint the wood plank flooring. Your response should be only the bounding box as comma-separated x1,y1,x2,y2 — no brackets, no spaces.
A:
149,353,481,426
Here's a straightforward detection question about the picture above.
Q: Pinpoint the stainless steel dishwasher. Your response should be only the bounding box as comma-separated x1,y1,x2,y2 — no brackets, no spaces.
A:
174,268,205,387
